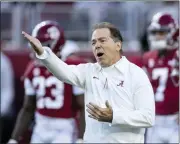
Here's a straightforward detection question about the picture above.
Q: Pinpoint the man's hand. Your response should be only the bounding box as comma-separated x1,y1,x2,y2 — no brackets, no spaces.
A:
22,31,44,55
86,100,113,123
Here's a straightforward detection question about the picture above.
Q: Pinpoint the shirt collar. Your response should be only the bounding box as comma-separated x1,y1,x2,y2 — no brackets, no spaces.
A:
95,56,129,74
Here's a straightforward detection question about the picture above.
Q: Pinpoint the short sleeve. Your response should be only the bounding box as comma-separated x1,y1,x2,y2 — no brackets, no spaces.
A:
72,86,84,96
24,78,36,96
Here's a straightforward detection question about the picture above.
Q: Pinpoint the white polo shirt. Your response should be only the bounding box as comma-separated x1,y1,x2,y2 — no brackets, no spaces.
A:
36,47,155,143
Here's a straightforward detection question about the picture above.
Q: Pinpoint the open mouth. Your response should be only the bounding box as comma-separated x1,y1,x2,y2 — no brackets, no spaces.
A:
97,52,104,57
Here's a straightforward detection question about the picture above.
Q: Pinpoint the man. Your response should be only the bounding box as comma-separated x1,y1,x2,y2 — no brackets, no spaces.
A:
22,22,155,143
0,49,15,143
8,21,85,143
142,13,179,143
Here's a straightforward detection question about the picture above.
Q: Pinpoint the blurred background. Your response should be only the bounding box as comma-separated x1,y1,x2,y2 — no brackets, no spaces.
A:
1,1,178,51
0,1,179,143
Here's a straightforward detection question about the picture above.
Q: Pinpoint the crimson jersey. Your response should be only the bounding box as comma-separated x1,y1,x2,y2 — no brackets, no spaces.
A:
142,48,179,115
23,57,85,118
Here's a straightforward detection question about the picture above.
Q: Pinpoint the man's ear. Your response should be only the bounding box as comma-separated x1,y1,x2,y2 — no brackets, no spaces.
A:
116,41,121,51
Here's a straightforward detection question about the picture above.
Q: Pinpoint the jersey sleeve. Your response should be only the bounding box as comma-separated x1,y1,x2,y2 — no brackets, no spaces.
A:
72,86,84,96
24,77,35,96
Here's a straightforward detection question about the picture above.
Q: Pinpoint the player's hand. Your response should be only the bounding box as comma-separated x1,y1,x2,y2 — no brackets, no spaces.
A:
86,100,113,123
22,31,44,55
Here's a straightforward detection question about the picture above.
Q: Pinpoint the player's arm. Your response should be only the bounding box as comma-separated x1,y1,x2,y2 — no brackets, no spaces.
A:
9,75,36,143
22,32,87,88
75,95,85,139
73,86,85,140
9,95,36,143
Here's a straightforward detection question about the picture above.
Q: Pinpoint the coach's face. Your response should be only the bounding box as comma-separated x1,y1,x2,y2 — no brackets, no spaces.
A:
91,28,121,67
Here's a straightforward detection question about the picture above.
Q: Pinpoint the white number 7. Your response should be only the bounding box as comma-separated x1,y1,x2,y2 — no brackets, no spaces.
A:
152,68,169,102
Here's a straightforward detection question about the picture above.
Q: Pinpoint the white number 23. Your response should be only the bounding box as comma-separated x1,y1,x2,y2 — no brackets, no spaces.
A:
33,76,64,109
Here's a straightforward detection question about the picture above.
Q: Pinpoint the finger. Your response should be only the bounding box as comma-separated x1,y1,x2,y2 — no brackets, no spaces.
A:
88,114,106,122
86,108,99,119
22,31,26,35
22,31,30,37
87,103,109,116
89,102,103,111
22,31,34,42
88,115,98,121
22,31,30,38
86,105,101,116
86,104,102,116
105,100,112,109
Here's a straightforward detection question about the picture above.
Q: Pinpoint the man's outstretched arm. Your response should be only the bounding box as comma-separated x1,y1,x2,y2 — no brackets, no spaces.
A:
22,31,87,88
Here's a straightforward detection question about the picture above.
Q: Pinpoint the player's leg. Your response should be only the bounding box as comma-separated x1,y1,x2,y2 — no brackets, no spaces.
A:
169,126,179,143
30,125,49,143
52,131,75,143
30,131,44,143
52,126,77,143
52,120,78,143
146,126,163,143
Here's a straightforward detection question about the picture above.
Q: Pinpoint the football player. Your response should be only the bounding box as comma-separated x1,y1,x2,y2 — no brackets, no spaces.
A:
8,21,85,143
142,13,179,143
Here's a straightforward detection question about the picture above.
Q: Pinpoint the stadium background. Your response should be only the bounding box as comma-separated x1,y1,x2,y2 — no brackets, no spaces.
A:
1,1,179,143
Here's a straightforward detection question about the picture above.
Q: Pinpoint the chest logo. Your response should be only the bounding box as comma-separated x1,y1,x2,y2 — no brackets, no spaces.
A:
93,76,99,80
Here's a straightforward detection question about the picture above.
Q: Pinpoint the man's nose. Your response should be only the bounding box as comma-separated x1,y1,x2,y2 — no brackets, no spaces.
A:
95,41,101,49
